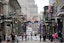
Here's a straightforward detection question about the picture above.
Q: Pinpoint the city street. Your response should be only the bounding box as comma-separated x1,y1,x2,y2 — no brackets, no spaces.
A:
1,35,60,43
1,40,60,43
0,0,64,43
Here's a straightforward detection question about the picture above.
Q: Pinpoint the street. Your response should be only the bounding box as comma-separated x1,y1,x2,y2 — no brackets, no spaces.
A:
2,39,60,43
1,35,60,43
17,35,42,41
0,0,64,43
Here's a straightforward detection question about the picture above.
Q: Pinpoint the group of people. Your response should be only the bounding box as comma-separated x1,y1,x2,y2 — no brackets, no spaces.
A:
39,32,46,42
39,30,63,42
21,32,27,41
6,32,16,43
49,30,63,42
21,32,33,41
0,32,16,43
0,31,63,43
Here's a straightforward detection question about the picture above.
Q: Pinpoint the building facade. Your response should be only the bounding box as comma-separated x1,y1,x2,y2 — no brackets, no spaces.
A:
0,0,21,40
56,0,64,35
43,6,50,38
0,0,4,37
49,0,64,37
18,0,38,21
42,6,56,39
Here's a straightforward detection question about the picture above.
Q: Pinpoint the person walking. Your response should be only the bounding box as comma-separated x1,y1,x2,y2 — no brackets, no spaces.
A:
35,34,37,40
25,34,27,41
58,31,62,42
40,34,41,42
31,32,32,41
49,30,53,42
0,36,2,43
6,35,11,43
0,32,2,43
11,32,15,43
52,33,58,43
21,33,24,41
43,32,46,41
3,33,6,41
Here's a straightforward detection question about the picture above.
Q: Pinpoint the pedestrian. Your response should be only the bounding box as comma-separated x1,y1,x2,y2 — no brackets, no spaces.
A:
0,32,2,43
52,33,57,42
58,31,62,42
11,32,15,43
49,30,53,42
35,34,37,40
3,33,6,41
0,36,2,43
15,35,18,43
25,34,27,41
31,32,32,41
6,35,11,43
27,35,29,40
40,34,41,42
21,33,24,41
43,32,46,41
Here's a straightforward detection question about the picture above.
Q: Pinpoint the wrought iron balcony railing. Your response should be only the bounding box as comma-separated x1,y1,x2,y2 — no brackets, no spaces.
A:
57,0,64,13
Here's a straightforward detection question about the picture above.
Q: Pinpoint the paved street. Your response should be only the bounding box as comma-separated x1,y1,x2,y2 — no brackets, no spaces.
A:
1,35,60,43
1,40,60,43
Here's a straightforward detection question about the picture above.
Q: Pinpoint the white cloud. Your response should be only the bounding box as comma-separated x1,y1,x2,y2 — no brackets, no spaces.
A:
35,0,49,13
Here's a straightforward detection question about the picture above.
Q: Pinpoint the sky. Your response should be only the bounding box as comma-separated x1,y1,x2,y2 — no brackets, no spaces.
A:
35,0,49,13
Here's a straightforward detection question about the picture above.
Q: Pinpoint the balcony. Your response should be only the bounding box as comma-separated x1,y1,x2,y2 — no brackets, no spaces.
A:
57,0,64,13
59,0,64,8
57,0,64,16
